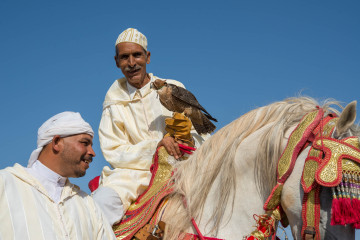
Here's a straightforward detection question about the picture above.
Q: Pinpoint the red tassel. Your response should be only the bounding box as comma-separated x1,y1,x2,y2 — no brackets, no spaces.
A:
337,198,346,225
354,222,360,229
348,198,357,224
351,199,360,223
331,198,342,225
351,198,360,225
341,198,356,224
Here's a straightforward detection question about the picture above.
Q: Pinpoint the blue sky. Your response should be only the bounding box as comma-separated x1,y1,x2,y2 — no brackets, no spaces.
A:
1,1,359,239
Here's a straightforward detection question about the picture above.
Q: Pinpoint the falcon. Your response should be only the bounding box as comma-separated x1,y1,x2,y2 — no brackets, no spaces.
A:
152,79,217,134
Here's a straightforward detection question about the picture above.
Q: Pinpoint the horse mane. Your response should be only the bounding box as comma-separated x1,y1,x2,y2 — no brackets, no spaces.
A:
164,97,344,239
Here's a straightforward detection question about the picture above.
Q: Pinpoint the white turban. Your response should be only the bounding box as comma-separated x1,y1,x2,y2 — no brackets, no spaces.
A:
115,28,148,51
28,112,94,167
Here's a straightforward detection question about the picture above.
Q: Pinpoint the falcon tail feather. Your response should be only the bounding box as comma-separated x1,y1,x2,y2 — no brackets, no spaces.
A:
203,112,217,122
192,113,216,134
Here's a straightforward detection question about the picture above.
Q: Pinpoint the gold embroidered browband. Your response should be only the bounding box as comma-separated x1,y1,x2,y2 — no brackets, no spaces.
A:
314,137,360,186
306,136,360,229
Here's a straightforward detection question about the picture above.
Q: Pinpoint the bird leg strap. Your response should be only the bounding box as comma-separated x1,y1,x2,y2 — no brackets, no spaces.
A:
165,112,195,148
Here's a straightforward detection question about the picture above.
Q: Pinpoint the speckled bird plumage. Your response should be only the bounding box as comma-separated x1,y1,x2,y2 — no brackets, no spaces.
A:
152,79,217,134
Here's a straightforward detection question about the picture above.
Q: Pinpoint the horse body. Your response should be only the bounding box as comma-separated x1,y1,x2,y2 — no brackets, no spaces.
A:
162,97,357,239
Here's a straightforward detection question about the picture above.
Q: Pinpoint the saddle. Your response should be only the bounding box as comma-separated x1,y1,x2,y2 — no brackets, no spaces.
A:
112,147,175,240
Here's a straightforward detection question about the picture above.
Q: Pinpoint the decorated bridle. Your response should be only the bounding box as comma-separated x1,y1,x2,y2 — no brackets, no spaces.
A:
245,107,360,240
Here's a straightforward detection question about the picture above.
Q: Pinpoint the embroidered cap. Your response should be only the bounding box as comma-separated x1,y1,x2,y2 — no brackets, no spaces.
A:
115,28,148,51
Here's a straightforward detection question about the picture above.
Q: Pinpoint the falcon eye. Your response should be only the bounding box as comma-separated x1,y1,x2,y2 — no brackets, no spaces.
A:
152,80,167,90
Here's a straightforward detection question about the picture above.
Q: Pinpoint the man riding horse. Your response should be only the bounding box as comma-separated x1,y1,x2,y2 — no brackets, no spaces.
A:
92,28,209,226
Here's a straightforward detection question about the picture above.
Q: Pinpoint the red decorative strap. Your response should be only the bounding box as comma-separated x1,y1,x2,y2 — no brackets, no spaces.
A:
181,233,224,240
191,218,205,240
179,144,197,155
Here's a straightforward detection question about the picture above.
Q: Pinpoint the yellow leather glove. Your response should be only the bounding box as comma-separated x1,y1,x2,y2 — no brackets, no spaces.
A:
164,112,195,147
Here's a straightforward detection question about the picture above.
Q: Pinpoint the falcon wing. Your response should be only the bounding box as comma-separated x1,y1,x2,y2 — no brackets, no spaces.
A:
169,84,217,122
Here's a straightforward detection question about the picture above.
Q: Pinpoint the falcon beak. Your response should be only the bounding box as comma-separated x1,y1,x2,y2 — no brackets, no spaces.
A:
151,80,167,90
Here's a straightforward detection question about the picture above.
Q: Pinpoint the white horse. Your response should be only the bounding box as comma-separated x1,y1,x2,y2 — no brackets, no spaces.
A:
162,97,358,240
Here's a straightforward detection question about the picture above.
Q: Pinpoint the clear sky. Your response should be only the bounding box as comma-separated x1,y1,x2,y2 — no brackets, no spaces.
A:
1,0,359,239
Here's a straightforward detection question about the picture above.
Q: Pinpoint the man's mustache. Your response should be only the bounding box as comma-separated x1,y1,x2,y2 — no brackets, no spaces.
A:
125,65,141,72
82,156,93,163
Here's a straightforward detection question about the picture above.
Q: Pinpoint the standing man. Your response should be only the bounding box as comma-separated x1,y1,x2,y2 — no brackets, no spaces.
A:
0,112,116,240
92,28,208,225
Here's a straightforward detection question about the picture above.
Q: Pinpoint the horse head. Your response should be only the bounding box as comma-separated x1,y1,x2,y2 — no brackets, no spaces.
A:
282,101,358,239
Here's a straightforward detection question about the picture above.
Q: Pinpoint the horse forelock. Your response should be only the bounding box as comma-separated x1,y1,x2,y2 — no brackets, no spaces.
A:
164,96,348,239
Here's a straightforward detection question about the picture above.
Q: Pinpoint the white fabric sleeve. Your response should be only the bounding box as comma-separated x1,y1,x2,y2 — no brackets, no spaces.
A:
92,186,125,226
100,166,152,213
98,108,157,212
99,108,161,170
89,198,117,240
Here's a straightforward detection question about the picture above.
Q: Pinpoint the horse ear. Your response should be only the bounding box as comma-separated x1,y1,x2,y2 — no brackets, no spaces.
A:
335,101,357,137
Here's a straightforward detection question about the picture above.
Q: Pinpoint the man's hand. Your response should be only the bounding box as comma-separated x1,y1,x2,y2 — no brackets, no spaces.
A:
157,136,182,159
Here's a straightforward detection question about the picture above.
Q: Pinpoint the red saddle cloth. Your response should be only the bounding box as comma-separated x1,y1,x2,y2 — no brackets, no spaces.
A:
88,175,100,192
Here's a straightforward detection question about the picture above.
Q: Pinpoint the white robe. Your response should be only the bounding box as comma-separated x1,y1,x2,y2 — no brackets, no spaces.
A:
95,73,208,225
0,164,116,240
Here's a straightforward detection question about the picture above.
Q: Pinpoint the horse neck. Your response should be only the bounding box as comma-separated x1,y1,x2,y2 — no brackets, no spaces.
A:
203,121,300,238
164,123,282,240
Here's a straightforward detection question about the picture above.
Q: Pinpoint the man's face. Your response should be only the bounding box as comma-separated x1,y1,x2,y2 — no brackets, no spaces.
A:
115,42,151,89
59,134,95,178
